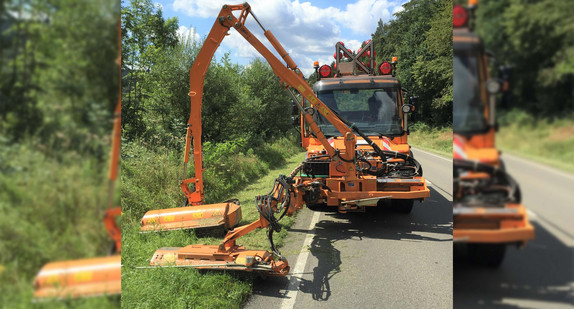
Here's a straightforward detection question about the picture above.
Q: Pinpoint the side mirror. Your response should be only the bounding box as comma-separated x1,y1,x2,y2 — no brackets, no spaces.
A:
498,65,513,93
409,96,418,109
485,78,502,94
485,79,501,128
401,104,414,113
409,96,419,122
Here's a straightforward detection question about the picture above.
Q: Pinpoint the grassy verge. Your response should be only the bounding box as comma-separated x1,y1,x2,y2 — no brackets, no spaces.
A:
497,111,574,173
0,141,120,308
121,136,305,308
407,122,452,157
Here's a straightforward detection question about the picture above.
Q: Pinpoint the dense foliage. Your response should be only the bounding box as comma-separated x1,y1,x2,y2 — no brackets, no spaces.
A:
1,0,119,155
120,0,294,147
473,0,574,117
1,0,119,307
373,0,453,126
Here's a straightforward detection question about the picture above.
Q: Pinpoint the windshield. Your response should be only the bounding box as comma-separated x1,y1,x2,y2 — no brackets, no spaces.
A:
314,88,403,136
454,51,488,133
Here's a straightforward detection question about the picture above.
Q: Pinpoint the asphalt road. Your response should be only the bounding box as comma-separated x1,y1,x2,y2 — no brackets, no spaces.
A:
244,148,453,309
454,153,574,308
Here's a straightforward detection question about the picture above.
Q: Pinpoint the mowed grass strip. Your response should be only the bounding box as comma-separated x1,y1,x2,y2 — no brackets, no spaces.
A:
121,151,306,308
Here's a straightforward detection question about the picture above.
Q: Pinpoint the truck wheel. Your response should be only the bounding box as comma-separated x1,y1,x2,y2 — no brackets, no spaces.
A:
391,199,414,214
468,243,506,268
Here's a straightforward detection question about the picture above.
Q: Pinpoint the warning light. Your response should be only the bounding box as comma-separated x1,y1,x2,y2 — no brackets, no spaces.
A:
379,62,392,75
319,64,332,78
391,56,398,64
453,4,468,28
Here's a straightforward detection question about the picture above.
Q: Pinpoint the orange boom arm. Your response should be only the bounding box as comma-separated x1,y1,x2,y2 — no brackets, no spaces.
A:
180,3,361,205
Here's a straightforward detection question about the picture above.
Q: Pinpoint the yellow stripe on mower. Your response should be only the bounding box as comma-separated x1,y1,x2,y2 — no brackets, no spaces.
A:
140,201,242,232
34,255,121,300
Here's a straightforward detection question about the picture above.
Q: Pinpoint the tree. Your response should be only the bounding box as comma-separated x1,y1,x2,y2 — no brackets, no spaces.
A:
372,0,452,126
476,0,574,116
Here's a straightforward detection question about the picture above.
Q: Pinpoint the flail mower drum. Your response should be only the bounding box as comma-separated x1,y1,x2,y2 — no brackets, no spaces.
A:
33,255,121,299
140,200,242,232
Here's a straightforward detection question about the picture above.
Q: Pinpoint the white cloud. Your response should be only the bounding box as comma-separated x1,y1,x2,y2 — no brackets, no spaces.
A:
392,4,405,15
172,0,404,76
172,0,229,18
177,25,200,42
339,0,395,35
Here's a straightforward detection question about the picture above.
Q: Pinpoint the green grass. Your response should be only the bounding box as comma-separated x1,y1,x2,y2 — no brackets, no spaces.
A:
0,141,120,309
121,136,305,308
497,111,574,173
407,122,452,157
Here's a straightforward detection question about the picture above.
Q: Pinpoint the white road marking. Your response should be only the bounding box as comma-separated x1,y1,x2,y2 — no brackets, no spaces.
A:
411,147,452,162
503,153,574,181
527,208,574,246
280,210,321,309
527,209,537,221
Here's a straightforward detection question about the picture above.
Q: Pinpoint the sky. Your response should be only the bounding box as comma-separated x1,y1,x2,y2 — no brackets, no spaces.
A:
154,0,408,77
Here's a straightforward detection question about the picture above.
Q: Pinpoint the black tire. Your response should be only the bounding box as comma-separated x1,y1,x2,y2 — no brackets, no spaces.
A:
468,243,506,268
391,199,414,214
499,159,506,171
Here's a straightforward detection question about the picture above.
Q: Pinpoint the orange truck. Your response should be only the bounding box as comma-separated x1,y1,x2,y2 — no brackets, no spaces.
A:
144,3,430,276
298,40,429,214
453,1,534,267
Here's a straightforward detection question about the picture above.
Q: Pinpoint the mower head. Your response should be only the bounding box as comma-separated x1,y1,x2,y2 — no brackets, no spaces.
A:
148,245,289,276
33,255,121,300
140,200,242,232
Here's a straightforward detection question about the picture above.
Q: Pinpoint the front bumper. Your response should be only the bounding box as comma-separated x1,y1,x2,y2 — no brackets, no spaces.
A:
453,204,535,244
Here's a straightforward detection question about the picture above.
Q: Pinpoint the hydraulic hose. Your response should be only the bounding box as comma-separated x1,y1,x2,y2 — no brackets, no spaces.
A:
453,158,520,204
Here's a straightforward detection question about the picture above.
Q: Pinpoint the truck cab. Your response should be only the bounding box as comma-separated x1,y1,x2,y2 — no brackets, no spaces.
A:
296,41,429,214
453,27,499,165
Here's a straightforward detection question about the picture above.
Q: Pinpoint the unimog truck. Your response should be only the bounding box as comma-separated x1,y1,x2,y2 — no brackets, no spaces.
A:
453,1,534,267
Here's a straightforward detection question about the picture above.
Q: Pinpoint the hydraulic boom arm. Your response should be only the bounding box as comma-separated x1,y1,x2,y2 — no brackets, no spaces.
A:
181,3,361,205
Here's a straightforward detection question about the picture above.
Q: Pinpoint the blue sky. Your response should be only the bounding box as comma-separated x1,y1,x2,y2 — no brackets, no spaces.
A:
154,0,408,76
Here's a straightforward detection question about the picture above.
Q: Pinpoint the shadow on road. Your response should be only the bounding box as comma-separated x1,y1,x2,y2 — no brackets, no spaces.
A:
454,221,574,308
250,186,452,303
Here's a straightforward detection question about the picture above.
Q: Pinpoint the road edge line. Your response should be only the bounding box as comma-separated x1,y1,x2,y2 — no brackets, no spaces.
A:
412,147,452,162
280,210,321,309
503,153,574,181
